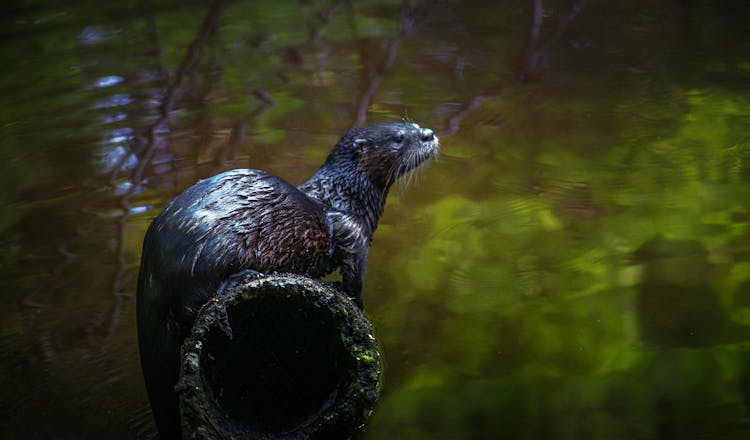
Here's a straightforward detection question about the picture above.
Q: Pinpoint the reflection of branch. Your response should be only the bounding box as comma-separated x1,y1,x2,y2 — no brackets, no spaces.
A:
524,0,545,76
213,90,276,169
104,195,134,343
352,0,430,127
522,0,584,80
541,1,583,52
162,0,226,112
444,90,503,136
307,1,344,87
103,0,228,344
130,0,228,189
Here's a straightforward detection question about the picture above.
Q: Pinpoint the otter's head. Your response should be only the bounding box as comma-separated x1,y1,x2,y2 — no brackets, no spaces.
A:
327,122,440,189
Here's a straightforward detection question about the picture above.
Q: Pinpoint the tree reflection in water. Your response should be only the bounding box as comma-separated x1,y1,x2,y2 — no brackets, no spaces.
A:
1,0,750,438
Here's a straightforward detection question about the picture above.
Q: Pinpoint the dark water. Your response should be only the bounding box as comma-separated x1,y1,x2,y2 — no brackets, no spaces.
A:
2,0,750,438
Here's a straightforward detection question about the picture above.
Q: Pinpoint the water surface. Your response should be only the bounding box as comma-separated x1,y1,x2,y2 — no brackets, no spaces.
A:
2,0,750,438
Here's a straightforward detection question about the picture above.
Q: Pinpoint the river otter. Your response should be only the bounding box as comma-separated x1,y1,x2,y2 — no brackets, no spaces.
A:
136,122,439,438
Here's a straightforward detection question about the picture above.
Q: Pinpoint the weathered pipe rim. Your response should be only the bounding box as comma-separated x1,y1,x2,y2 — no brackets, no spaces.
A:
177,273,381,440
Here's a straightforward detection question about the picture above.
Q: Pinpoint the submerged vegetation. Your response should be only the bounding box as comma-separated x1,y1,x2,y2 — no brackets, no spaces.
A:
1,0,749,438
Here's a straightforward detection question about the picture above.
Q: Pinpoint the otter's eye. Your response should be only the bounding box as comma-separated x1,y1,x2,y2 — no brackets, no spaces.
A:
394,132,405,143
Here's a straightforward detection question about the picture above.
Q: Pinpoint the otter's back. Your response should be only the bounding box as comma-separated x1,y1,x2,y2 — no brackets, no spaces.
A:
141,169,332,324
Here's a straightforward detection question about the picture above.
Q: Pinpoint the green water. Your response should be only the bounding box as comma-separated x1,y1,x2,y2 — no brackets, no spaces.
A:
2,0,750,438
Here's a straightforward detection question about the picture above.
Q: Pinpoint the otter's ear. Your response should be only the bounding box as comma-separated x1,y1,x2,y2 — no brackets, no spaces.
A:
353,138,369,152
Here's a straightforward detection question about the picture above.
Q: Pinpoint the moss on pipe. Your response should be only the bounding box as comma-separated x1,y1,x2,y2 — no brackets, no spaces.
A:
177,273,380,439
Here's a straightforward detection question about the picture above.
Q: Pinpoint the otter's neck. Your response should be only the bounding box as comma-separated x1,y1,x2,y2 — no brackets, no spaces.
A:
299,163,388,235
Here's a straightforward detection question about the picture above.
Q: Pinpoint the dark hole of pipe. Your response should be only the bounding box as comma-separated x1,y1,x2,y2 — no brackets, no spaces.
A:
201,292,353,433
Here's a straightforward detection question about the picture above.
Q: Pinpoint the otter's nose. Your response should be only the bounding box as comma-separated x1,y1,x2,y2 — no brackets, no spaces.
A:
420,128,434,142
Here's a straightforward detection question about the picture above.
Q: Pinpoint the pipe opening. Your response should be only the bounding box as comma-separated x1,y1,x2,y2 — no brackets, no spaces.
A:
179,274,379,439
202,292,354,433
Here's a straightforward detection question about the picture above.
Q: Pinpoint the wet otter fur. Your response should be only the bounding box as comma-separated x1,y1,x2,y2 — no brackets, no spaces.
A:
136,122,439,438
